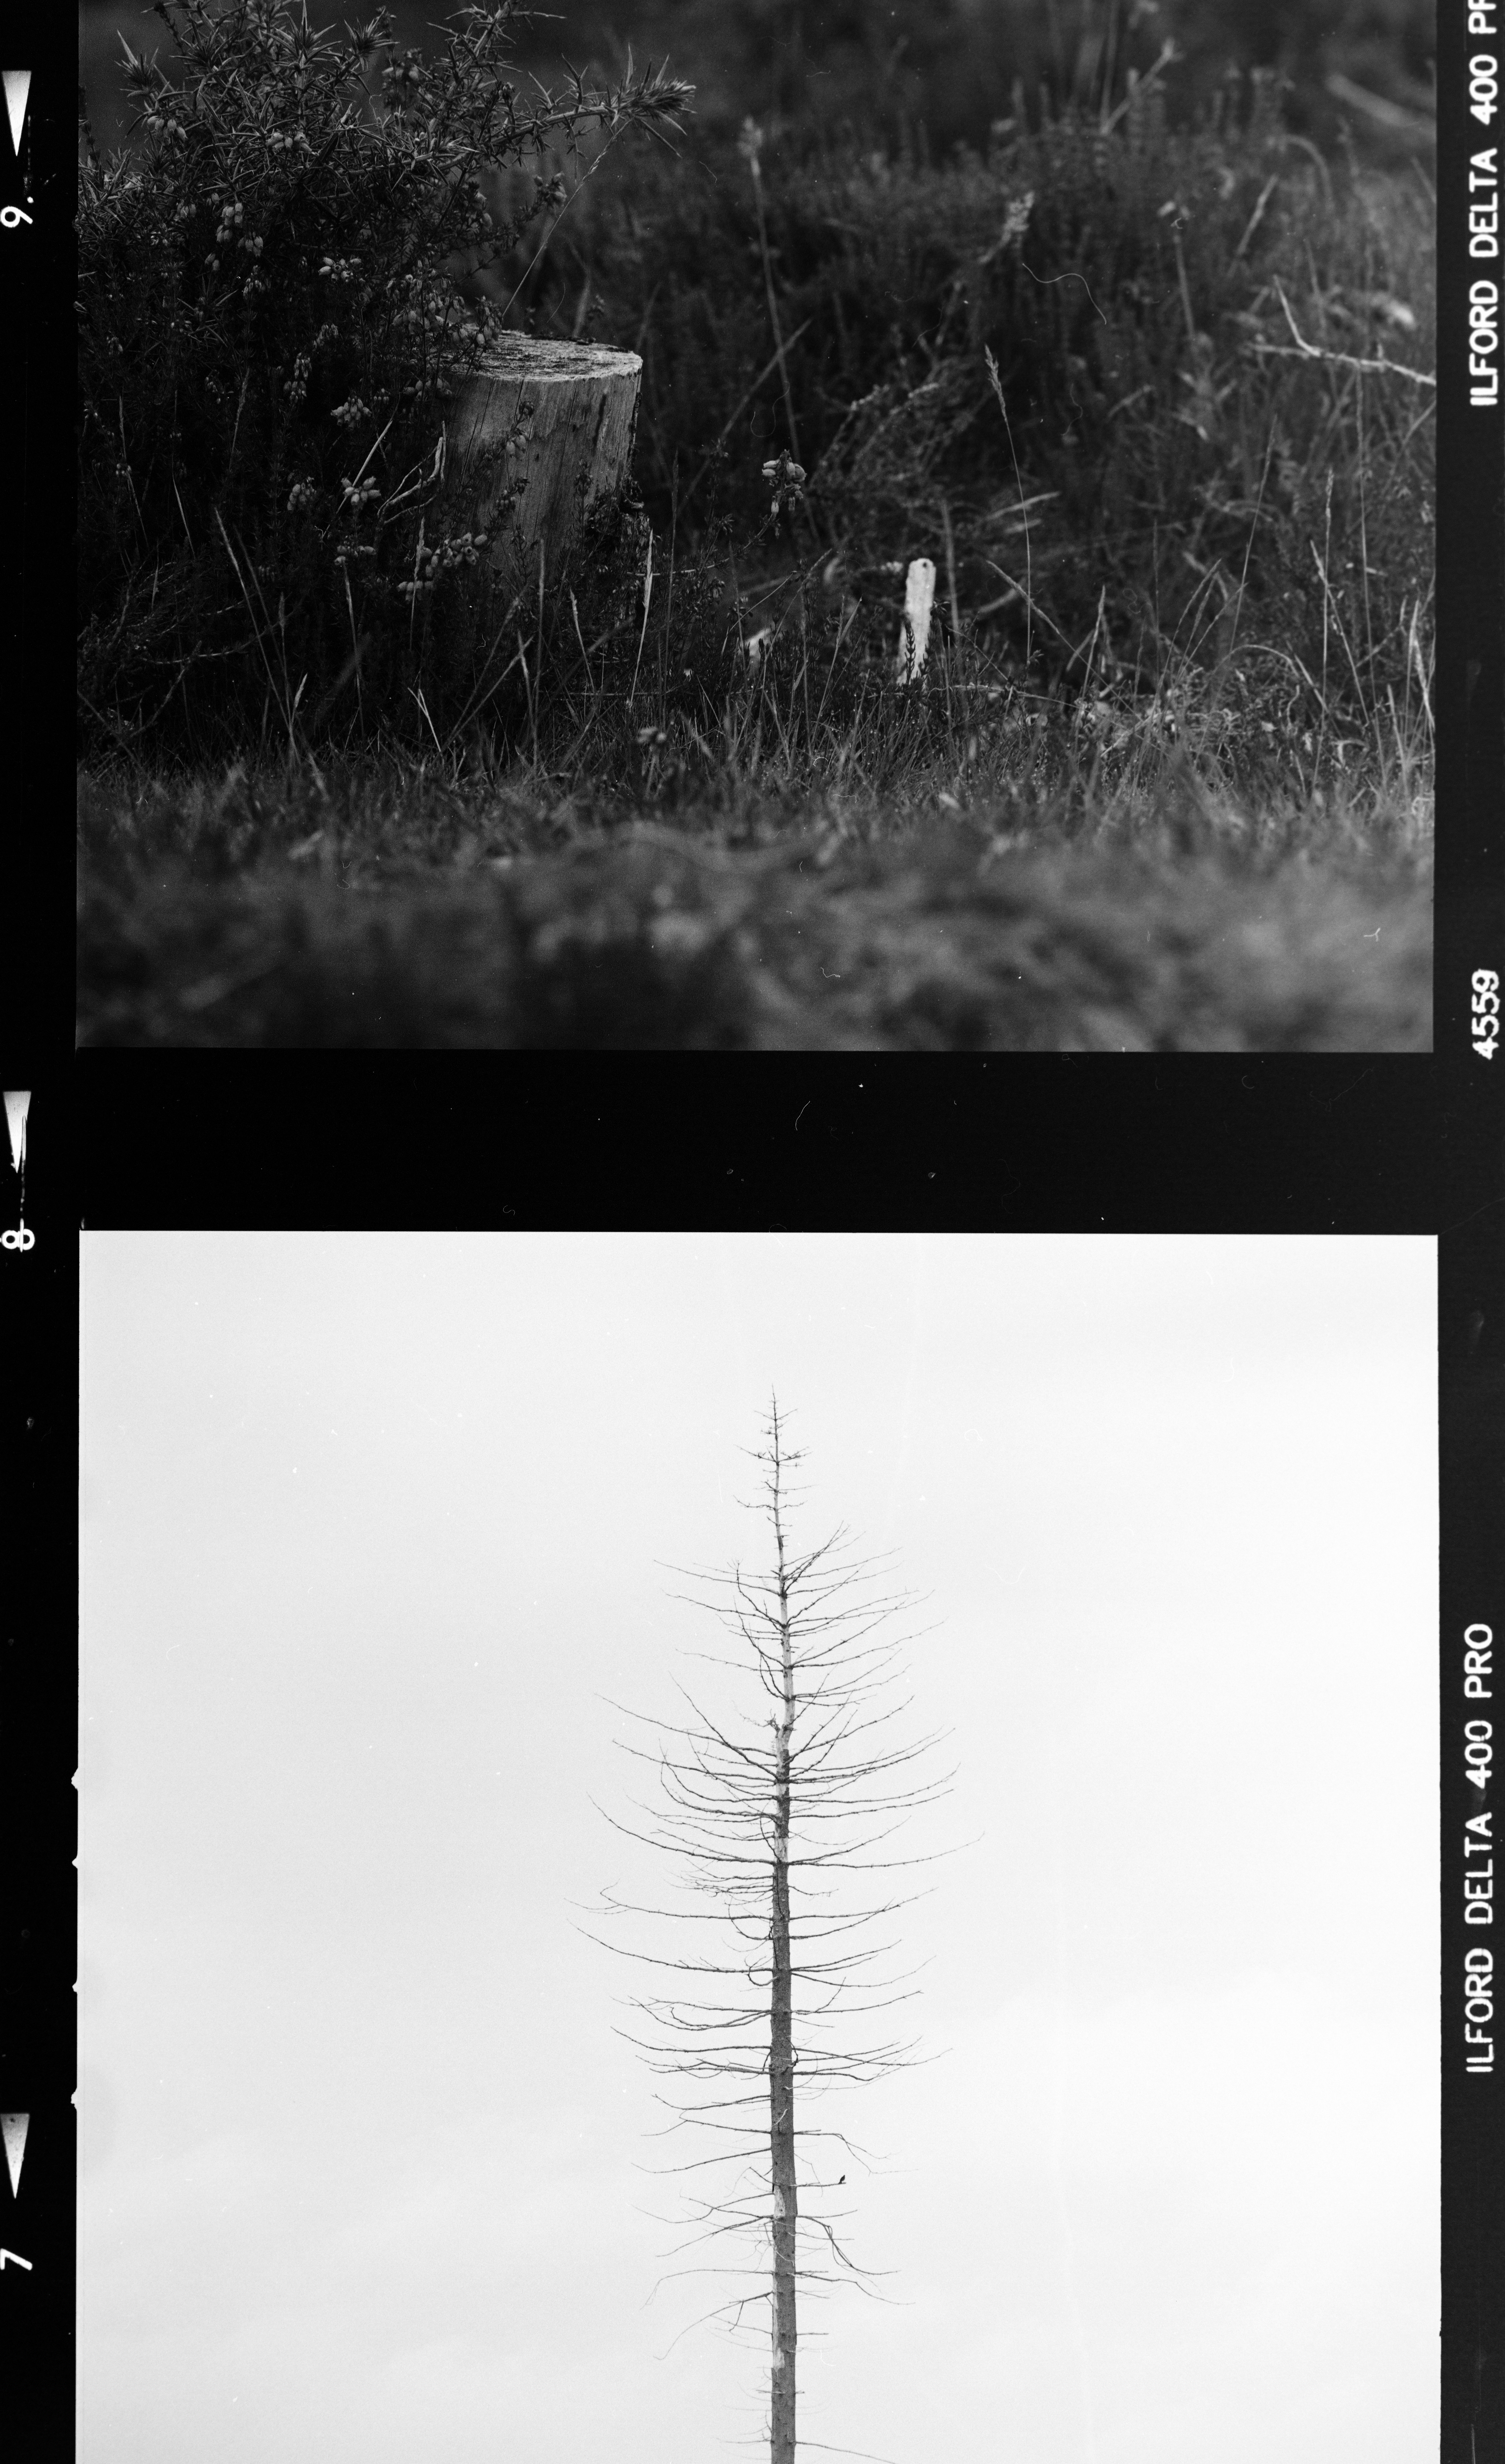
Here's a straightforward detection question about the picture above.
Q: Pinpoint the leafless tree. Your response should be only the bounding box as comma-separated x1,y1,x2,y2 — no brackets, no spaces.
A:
584,1396,956,2464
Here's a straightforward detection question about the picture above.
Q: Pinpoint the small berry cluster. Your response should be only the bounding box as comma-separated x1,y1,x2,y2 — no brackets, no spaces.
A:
397,530,489,600
762,450,806,517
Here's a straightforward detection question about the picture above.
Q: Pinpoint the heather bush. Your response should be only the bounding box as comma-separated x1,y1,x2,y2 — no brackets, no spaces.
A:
77,0,692,761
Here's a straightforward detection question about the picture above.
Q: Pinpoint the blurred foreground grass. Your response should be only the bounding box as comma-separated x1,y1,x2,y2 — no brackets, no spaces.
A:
78,753,1431,1050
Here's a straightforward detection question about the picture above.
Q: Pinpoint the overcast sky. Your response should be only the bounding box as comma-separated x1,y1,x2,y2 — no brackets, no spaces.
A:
79,1234,1437,2464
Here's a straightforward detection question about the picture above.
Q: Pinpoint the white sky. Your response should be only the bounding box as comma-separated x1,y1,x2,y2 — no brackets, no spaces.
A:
78,1234,1438,2464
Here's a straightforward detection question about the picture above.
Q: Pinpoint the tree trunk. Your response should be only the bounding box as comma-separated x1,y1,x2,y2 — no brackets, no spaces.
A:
444,337,643,601
770,1436,798,2464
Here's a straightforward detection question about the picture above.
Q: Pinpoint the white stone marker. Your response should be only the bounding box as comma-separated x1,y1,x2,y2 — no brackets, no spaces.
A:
895,557,936,685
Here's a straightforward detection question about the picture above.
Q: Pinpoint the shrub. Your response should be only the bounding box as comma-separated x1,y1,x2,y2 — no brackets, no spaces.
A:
77,0,692,762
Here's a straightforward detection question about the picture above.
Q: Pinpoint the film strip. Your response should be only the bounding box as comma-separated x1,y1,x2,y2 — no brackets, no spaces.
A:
0,0,1492,2456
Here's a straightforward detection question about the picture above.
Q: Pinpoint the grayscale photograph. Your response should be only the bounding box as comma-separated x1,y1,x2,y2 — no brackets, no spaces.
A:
78,1232,1437,2461
75,0,1434,1047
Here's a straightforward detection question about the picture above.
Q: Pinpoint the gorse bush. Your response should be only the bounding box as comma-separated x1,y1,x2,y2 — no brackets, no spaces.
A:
77,0,691,760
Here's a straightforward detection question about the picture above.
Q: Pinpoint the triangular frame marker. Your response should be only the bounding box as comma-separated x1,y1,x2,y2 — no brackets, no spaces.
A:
3,1090,28,1177
1,72,29,160
1,2114,28,2199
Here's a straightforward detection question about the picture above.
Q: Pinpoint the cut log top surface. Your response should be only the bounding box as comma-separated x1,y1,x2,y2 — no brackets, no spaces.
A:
465,337,644,385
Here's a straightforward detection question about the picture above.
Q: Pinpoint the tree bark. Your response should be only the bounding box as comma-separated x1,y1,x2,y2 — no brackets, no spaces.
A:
444,336,643,599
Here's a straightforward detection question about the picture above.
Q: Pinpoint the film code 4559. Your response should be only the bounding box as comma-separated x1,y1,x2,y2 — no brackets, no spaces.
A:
1475,970,1500,1060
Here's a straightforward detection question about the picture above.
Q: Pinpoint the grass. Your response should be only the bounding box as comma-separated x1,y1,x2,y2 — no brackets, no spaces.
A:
76,13,1434,1049
78,638,1432,1046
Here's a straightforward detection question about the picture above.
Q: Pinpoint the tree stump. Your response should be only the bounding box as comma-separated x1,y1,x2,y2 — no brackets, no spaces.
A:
444,337,643,602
